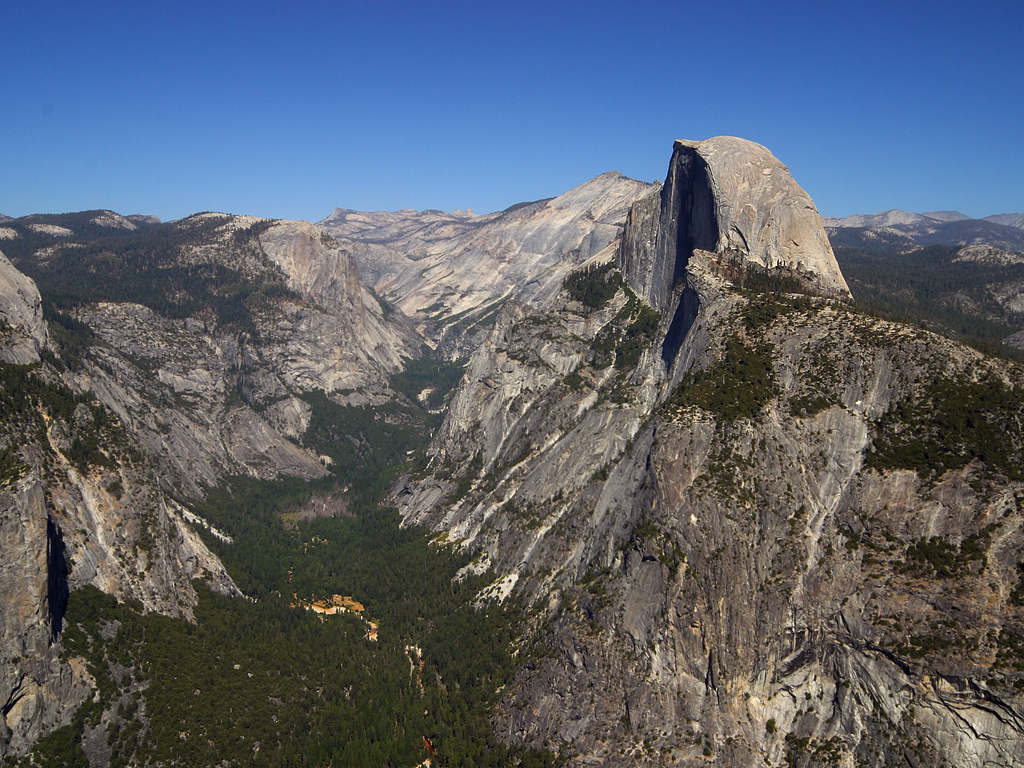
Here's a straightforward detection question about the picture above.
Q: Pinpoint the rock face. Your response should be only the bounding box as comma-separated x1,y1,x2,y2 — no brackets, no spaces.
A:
677,137,847,292
3,138,1024,766
0,249,49,364
258,219,413,373
260,220,362,309
0,461,238,756
0,256,239,756
321,172,656,351
0,212,423,497
395,139,1024,767
620,137,849,309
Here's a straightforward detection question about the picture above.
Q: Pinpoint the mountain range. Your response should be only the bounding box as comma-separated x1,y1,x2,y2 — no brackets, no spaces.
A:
1,138,1023,768
825,208,1024,230
824,208,1024,251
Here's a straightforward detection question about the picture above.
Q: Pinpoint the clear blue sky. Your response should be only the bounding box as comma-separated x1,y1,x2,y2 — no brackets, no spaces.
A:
3,0,1021,221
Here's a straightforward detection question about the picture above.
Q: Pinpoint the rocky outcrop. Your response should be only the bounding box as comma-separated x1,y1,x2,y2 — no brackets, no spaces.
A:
620,137,849,309
0,249,48,364
259,219,415,373
953,243,1024,266
260,220,363,312
89,211,138,231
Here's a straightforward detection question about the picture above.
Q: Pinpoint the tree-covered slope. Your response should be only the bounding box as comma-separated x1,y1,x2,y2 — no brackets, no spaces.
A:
833,241,1024,356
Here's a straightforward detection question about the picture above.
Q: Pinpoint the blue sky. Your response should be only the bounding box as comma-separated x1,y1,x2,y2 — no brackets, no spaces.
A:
2,0,1021,221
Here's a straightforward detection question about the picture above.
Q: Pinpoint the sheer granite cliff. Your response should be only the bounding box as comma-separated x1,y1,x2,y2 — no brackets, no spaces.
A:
619,137,849,314
0,250,48,365
395,139,1024,766
3,139,1023,766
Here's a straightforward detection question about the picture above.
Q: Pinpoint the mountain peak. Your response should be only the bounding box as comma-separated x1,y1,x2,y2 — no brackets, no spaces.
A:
825,209,936,228
621,136,850,310
546,170,654,219
677,136,849,293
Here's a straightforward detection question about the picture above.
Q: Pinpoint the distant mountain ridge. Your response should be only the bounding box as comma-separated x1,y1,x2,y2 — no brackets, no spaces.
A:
922,210,972,222
826,210,1024,357
987,212,1024,229
825,208,1023,229
824,208,1024,252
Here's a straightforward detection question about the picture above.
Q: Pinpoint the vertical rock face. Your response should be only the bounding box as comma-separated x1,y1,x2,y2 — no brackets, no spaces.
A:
0,482,89,758
617,148,714,313
0,250,48,364
259,220,363,316
0,257,241,755
255,218,417,384
620,137,849,311
0,380,239,758
0,469,235,757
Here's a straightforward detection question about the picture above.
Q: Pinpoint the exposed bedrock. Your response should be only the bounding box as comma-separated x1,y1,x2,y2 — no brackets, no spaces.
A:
619,136,850,314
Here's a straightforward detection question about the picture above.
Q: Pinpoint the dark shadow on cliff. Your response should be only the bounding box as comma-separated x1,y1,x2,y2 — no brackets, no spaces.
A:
659,144,716,368
46,517,69,641
660,285,700,367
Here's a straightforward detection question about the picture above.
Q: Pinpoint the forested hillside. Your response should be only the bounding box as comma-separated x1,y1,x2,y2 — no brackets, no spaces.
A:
834,242,1024,356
